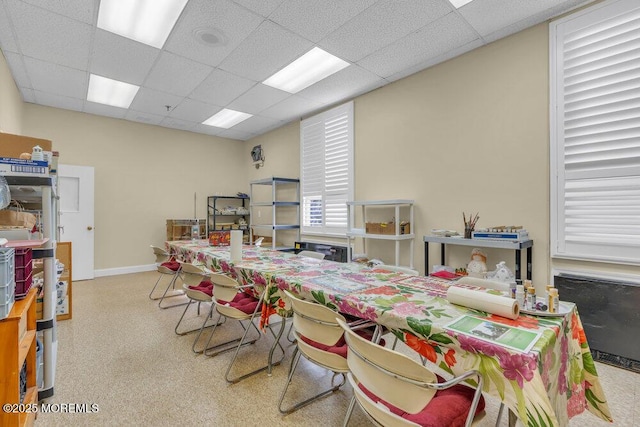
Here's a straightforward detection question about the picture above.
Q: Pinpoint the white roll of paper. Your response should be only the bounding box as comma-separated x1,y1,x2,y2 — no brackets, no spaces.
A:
446,286,520,320
230,230,243,262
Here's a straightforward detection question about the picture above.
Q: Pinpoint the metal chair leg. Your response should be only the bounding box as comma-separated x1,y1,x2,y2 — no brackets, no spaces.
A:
149,271,181,300
201,313,261,357
158,274,189,309
224,308,286,384
278,348,347,414
175,301,221,336
343,396,357,427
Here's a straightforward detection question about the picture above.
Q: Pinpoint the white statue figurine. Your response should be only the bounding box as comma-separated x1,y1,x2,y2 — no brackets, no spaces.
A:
466,248,488,278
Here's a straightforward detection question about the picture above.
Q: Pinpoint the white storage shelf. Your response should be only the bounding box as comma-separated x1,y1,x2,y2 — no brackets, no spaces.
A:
249,177,300,251
346,200,415,268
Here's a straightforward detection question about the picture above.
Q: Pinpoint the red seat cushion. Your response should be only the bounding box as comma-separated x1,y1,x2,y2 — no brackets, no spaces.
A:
160,261,181,271
299,328,382,359
219,292,260,314
358,375,485,427
188,279,214,296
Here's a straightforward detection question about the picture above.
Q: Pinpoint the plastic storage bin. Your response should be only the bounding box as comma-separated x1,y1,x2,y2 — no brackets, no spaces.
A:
0,247,15,286
15,248,33,300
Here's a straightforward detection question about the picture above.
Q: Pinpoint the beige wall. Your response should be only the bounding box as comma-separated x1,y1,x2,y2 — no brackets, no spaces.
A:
2,13,638,282
246,23,640,287
0,51,23,134
22,104,246,271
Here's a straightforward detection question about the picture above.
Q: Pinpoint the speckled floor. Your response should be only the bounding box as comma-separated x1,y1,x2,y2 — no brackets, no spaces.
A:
36,271,635,426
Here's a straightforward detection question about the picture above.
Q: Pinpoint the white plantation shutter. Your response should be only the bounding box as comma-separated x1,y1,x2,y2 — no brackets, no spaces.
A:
550,0,640,264
301,102,354,235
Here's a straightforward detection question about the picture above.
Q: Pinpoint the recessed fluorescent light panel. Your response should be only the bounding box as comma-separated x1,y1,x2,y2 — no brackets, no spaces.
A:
87,74,140,109
202,109,252,129
449,0,474,8
263,47,349,93
97,0,188,48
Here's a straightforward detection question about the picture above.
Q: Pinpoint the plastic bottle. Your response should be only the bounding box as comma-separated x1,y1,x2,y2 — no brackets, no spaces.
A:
526,287,536,310
548,288,559,313
515,285,525,309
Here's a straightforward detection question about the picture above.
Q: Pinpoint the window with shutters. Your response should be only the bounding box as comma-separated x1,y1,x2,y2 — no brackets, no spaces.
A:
550,0,640,264
300,101,354,236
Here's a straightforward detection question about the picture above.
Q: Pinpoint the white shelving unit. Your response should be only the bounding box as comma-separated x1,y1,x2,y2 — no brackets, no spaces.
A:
346,199,415,268
249,177,300,251
5,176,58,401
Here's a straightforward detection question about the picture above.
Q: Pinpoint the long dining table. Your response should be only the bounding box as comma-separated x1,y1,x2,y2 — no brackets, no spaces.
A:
166,240,612,427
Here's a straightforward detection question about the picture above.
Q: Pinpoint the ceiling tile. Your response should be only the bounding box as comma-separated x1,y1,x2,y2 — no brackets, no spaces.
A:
21,0,96,24
34,90,84,112
125,110,165,126
189,68,255,106
480,0,590,43
231,115,283,134
0,3,18,52
192,123,225,137
90,29,160,85
297,65,386,105
144,51,213,97
23,57,87,99
19,87,35,103
159,117,197,132
460,0,581,37
357,12,479,78
230,0,285,18
6,0,92,70
217,127,256,141
83,101,127,119
169,98,222,123
227,84,290,115
129,87,184,117
218,20,314,82
260,95,324,121
319,0,452,62
3,51,31,88
270,0,377,43
165,0,263,67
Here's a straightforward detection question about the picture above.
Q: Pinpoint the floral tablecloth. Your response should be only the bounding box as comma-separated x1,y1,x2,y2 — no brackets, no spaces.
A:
167,241,612,427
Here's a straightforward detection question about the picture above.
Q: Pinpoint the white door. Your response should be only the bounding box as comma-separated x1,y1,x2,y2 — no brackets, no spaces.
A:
58,164,95,280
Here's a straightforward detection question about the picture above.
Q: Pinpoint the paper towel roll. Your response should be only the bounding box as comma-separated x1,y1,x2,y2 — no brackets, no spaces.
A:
230,230,243,262
446,286,519,319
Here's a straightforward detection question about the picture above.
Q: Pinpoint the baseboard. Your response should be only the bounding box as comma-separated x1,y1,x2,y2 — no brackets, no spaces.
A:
94,264,156,278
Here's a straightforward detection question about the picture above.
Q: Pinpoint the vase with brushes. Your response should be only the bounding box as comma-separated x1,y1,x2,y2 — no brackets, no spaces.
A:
463,212,479,239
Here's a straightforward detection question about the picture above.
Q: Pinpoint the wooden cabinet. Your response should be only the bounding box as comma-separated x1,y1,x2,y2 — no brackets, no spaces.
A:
56,242,72,321
0,287,37,427
166,219,206,241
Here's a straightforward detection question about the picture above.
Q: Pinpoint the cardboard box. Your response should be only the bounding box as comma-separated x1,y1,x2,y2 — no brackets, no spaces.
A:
0,157,49,177
365,222,411,235
0,132,52,158
209,230,231,246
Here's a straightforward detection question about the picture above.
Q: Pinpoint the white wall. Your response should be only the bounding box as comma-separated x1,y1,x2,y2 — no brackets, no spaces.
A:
0,51,23,134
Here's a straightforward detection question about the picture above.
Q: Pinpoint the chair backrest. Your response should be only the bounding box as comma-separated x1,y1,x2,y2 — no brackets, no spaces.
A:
284,290,345,346
209,272,243,303
337,318,437,414
456,276,511,292
377,264,419,276
298,250,325,260
151,245,170,263
179,262,210,287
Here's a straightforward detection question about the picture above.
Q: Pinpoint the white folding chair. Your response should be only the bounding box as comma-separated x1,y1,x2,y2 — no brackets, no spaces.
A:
202,273,286,383
149,245,186,309
278,290,383,415
173,263,226,353
338,318,486,427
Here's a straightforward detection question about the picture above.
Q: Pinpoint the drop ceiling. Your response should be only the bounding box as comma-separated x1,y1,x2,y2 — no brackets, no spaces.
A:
0,0,593,141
